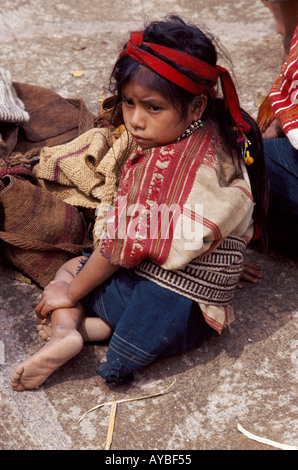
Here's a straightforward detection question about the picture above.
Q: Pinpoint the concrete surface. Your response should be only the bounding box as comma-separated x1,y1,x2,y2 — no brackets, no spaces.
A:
0,0,297,452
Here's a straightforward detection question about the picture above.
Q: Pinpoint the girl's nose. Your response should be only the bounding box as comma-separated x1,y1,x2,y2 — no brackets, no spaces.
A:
130,107,145,130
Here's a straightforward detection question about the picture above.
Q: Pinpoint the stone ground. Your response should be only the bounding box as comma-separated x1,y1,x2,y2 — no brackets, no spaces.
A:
0,0,297,452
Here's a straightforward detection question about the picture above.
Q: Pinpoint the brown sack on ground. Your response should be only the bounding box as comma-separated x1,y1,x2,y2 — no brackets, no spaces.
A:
0,82,102,161
0,168,92,288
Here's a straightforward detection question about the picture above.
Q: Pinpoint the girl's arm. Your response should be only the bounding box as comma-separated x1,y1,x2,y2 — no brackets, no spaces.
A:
70,246,119,303
35,245,120,318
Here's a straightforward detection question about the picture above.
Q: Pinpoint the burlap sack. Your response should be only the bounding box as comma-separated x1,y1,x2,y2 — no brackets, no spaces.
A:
0,82,102,161
0,170,92,287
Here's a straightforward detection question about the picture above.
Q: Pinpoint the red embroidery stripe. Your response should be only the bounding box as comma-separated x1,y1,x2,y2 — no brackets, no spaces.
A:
151,132,208,260
54,144,90,182
201,309,223,333
233,185,254,201
183,206,222,240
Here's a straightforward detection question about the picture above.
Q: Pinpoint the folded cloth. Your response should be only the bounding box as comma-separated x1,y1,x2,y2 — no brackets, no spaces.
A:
34,126,138,245
269,26,298,149
0,69,29,123
0,81,100,161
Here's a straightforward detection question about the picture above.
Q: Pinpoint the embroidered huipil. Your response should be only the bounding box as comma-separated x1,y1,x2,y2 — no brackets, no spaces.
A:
100,119,254,333
269,25,298,149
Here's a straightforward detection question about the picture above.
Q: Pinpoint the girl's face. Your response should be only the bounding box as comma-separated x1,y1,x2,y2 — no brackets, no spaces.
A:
122,79,206,150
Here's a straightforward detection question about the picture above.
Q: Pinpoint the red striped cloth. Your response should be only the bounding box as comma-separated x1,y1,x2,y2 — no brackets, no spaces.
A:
269,26,298,149
100,119,254,270
100,127,210,267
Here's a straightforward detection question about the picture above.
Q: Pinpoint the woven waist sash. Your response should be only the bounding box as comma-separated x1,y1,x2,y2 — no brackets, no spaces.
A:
133,236,247,306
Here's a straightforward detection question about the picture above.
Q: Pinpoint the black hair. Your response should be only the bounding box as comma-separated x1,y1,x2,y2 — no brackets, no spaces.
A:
109,15,268,244
110,15,217,118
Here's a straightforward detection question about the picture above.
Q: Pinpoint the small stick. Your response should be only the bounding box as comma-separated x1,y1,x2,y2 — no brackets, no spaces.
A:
105,401,117,450
78,378,177,423
237,423,298,450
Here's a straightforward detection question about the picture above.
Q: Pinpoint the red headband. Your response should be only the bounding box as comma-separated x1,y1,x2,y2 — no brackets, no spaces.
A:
121,31,250,133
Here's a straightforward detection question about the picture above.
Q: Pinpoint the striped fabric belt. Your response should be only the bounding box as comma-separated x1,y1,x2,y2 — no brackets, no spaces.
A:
134,236,247,306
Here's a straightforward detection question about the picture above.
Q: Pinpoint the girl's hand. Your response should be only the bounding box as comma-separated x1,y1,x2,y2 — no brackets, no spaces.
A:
35,280,76,319
237,262,262,289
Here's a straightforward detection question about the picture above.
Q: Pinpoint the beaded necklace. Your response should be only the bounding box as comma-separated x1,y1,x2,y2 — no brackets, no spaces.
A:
176,119,204,142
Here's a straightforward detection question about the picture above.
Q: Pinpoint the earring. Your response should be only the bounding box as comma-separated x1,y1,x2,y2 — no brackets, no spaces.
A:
177,119,204,142
236,131,254,165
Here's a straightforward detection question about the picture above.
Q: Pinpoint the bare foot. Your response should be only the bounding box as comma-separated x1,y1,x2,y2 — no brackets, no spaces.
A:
10,331,83,391
37,317,52,341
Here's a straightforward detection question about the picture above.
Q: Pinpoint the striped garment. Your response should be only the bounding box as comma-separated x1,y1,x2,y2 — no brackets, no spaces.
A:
269,26,298,149
0,68,29,123
100,118,255,332
134,235,247,332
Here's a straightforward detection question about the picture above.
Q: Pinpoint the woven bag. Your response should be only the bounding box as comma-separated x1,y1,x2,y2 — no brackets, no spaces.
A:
0,169,92,287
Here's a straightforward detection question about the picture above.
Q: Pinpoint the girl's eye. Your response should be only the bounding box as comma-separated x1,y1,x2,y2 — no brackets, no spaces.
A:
122,97,134,106
149,105,161,112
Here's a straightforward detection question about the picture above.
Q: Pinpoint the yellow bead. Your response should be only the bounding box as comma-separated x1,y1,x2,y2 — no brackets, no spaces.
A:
244,156,254,165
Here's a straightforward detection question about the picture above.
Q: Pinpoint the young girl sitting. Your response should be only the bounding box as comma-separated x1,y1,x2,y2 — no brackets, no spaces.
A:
10,15,268,390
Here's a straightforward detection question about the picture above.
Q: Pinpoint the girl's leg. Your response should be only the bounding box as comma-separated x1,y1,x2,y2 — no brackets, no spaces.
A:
10,253,113,391
79,317,113,342
36,255,86,340
36,255,113,343
10,304,84,391
38,315,113,343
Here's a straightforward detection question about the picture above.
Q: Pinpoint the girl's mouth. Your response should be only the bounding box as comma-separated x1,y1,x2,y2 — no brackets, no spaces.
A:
131,133,145,141
131,134,150,146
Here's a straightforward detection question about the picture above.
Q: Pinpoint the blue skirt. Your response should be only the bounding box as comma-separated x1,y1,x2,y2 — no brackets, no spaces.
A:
263,137,298,255
79,257,213,383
